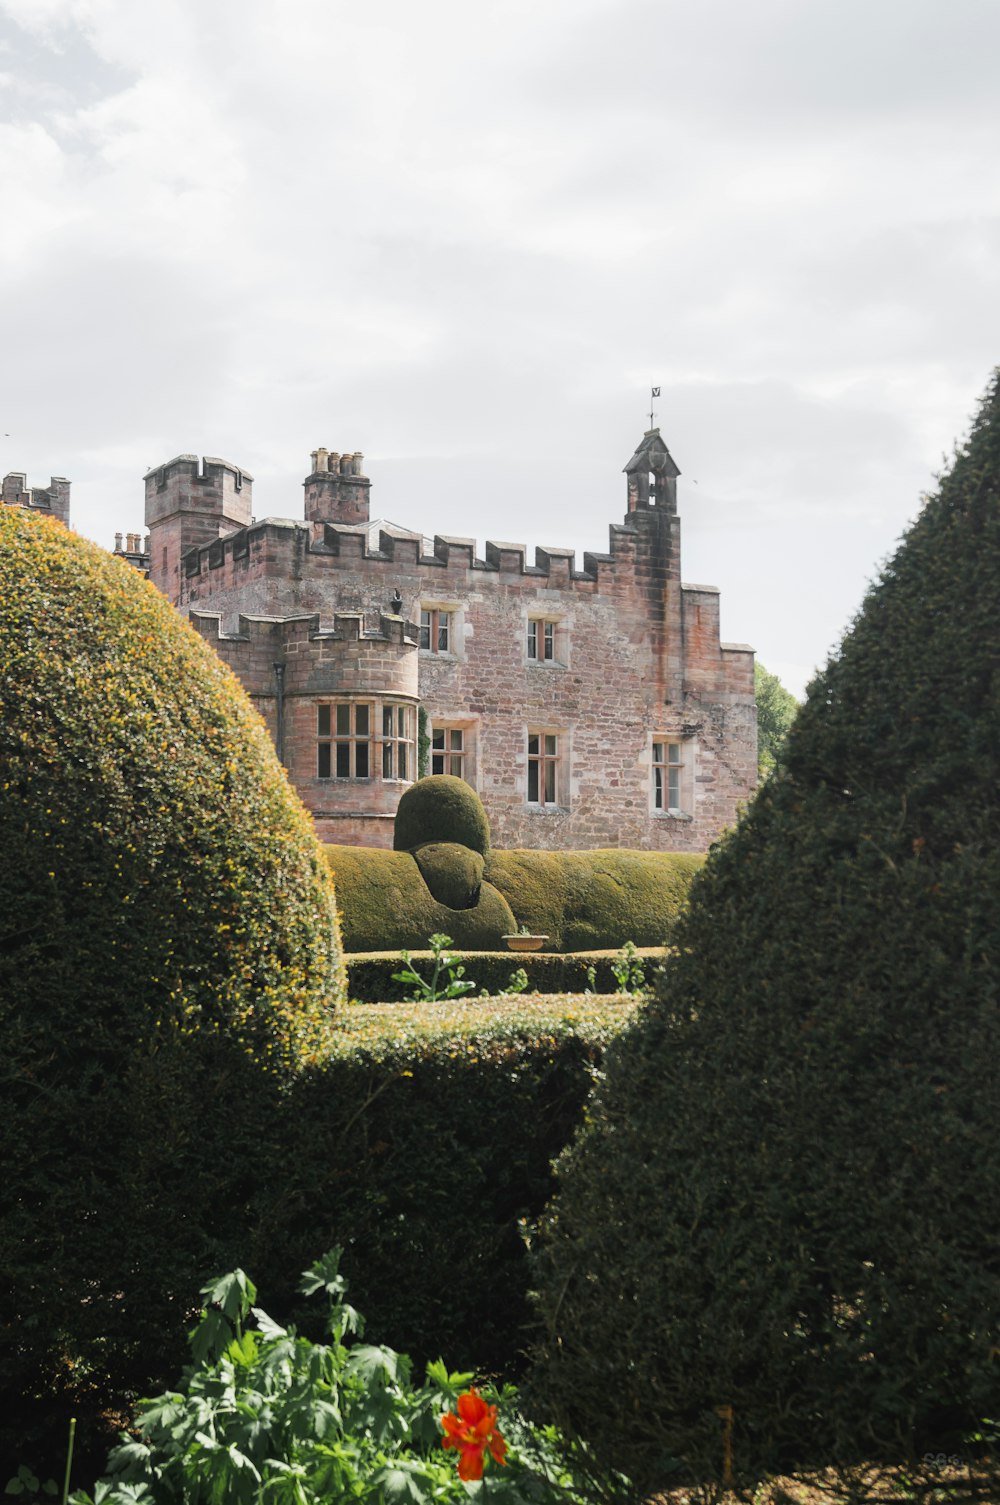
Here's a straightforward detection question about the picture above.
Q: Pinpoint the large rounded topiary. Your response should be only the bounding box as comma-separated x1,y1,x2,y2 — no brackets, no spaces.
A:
393,774,490,855
529,374,1000,1493
0,511,344,1468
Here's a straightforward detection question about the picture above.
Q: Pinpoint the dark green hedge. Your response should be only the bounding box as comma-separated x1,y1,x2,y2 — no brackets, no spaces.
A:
346,948,663,1002
242,996,639,1387
11,993,636,1479
327,844,701,953
529,371,1000,1493
325,845,515,951
0,511,343,1476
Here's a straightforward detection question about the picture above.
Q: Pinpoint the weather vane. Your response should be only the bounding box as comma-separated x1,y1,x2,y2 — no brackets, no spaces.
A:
649,386,660,430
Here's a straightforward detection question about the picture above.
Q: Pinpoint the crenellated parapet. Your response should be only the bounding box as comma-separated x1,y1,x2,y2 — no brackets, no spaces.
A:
190,607,417,651
178,501,680,605
144,454,253,523
188,608,419,701
2,470,71,525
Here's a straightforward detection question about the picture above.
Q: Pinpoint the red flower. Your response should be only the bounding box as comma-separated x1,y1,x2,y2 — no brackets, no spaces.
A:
440,1388,508,1481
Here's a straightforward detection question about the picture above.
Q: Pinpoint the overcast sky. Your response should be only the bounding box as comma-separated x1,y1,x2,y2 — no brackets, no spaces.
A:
2,0,998,697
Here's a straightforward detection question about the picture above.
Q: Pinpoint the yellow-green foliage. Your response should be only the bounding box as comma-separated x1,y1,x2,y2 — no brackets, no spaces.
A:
485,848,703,950
0,510,344,1062
325,844,514,952
412,841,484,908
0,510,344,1464
393,774,490,854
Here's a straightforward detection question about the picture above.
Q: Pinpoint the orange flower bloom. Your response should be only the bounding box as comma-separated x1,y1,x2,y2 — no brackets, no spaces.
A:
440,1387,508,1481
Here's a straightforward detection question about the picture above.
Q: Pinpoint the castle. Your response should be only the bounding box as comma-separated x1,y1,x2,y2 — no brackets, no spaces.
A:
3,430,757,850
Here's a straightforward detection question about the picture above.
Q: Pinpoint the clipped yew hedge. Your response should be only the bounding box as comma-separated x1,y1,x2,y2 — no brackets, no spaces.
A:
485,848,702,950
394,773,490,854
243,996,639,1383
325,845,515,952
529,372,1000,1493
0,511,343,1472
327,844,701,954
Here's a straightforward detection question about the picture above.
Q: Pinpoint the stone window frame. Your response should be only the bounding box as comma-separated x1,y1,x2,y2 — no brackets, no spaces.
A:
526,726,567,810
651,735,694,818
525,612,568,667
381,702,416,782
419,601,462,657
431,720,474,784
317,698,416,783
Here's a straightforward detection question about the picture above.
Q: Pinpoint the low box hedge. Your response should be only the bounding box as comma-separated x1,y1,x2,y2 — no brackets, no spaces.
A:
244,994,639,1386
345,947,664,1002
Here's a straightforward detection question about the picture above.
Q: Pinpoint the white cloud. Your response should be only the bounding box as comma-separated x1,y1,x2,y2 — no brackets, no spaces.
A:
0,0,997,701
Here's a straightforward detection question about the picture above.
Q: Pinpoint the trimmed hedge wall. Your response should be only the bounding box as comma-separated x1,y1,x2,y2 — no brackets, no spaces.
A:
346,948,663,1002
8,993,636,1473
243,995,639,1385
324,845,515,952
326,844,702,954
485,848,702,950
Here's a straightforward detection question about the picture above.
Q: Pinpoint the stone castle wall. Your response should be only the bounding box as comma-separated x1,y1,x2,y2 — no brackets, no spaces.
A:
149,437,756,851
2,471,71,526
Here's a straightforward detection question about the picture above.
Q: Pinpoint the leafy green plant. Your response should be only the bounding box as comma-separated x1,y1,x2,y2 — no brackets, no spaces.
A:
480,967,532,1000
5,1467,58,1499
392,934,476,1002
609,942,646,996
69,1252,597,1505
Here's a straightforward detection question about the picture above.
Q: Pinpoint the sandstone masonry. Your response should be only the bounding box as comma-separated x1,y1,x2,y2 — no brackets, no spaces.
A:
138,432,756,850
1,437,757,851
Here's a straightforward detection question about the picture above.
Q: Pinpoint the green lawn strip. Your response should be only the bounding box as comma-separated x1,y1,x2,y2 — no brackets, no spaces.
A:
332,991,641,1044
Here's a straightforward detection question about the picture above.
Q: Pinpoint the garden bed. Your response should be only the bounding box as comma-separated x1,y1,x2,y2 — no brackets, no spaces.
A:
345,946,664,1001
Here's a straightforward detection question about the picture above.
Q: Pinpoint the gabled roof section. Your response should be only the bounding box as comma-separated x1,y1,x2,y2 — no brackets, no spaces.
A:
624,427,680,479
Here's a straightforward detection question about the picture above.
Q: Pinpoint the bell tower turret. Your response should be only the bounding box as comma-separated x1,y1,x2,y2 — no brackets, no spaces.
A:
624,428,680,515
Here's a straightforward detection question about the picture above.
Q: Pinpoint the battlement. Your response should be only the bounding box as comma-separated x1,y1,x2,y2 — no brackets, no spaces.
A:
190,608,418,650
145,454,253,526
189,607,420,708
176,501,680,607
2,470,71,525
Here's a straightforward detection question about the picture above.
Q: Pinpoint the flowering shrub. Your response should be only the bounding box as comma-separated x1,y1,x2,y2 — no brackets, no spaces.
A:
70,1252,596,1505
